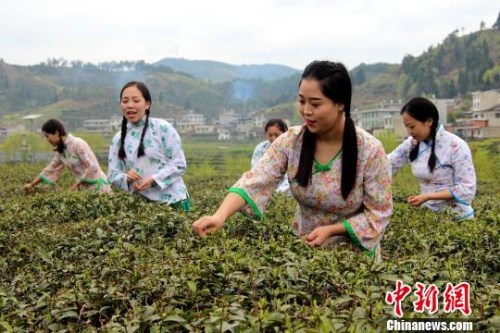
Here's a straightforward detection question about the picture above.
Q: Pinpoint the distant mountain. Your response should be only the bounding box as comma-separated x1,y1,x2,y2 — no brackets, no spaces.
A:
0,60,300,130
153,58,300,82
1,27,498,130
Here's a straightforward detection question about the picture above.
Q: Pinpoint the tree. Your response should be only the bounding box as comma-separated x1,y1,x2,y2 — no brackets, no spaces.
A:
352,66,366,85
458,70,469,95
493,12,500,29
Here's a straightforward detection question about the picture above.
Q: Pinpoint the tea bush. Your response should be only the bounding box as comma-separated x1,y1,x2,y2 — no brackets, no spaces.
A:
0,141,498,332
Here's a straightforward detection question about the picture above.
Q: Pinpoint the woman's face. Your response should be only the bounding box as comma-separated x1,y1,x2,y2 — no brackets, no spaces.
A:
402,111,433,142
266,125,283,143
43,131,60,147
298,78,344,137
120,86,151,124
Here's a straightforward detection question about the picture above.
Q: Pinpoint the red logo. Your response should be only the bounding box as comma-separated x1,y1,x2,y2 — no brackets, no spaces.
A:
386,281,471,317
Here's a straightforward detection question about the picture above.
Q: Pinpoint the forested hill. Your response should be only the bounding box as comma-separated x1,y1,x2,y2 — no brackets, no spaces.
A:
0,26,499,128
0,61,299,126
349,27,500,108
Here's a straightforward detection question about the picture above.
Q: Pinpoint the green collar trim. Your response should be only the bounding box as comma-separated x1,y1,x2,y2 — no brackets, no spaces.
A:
127,117,147,129
313,149,342,173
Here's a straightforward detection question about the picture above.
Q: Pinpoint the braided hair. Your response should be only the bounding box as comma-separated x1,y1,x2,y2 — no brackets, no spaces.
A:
41,119,67,154
118,81,152,160
404,97,439,172
294,60,357,200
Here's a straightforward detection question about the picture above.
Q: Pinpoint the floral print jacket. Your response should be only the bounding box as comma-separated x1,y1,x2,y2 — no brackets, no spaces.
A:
40,134,111,193
231,125,392,257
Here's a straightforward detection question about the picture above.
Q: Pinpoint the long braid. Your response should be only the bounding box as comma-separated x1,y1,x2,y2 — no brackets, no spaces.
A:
341,111,358,199
295,127,316,186
118,116,128,160
428,126,437,172
137,110,150,158
57,138,65,154
409,142,420,162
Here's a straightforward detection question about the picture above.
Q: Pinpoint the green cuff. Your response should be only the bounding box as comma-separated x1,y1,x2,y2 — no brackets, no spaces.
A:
171,197,191,212
342,220,377,258
38,174,56,186
80,178,109,192
228,187,262,220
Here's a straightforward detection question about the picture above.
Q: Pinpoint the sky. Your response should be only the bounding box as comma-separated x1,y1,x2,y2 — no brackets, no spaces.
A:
0,0,498,70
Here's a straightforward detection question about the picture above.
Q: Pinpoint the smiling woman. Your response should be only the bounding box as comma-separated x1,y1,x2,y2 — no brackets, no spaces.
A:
107,81,191,211
192,60,392,260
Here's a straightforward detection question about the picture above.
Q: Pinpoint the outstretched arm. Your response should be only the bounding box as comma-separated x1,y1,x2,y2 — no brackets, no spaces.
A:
192,193,246,237
24,176,42,192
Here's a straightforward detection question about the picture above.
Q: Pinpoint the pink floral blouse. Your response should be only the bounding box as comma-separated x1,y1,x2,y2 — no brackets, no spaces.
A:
230,125,392,256
39,134,111,193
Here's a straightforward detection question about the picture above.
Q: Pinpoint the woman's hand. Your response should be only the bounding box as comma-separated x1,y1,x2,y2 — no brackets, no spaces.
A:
192,216,225,237
407,194,429,206
306,223,347,247
126,170,142,183
306,225,334,247
70,182,82,191
24,183,33,192
133,176,155,191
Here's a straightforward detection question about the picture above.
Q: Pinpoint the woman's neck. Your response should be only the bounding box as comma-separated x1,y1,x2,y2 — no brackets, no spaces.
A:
317,116,345,144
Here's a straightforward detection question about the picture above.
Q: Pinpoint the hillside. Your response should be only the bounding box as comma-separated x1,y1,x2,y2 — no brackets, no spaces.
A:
153,58,300,82
0,62,243,129
349,28,500,108
0,28,499,129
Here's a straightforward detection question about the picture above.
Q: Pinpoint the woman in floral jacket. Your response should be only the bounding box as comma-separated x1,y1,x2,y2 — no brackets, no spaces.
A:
193,61,392,258
24,119,111,193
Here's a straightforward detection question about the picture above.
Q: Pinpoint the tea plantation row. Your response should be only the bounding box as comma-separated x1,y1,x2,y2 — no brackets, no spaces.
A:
0,160,498,332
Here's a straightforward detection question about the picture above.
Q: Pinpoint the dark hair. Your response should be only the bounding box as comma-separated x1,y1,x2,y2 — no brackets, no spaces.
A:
265,118,288,133
118,81,152,160
402,97,439,172
294,60,357,200
41,119,67,153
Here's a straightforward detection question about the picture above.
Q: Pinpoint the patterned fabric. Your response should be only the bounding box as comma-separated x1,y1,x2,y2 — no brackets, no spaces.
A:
388,125,476,220
251,140,290,194
108,117,189,204
40,134,111,193
231,125,392,256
